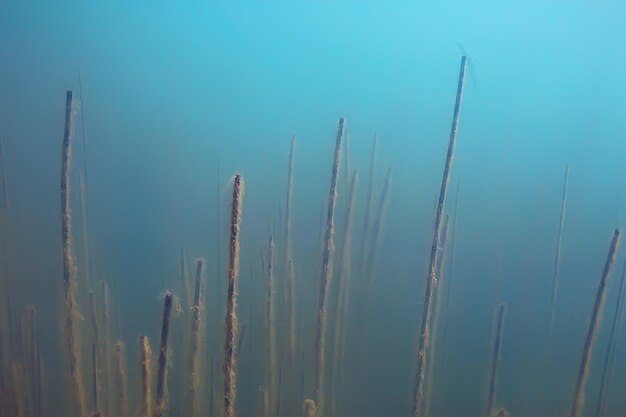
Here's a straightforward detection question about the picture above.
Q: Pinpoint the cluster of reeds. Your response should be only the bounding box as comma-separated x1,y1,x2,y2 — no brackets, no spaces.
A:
4,58,626,417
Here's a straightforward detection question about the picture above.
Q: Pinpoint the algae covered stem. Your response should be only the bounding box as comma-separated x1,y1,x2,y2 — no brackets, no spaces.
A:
329,168,357,414
60,90,87,417
139,335,152,417
486,304,507,417
313,117,345,413
596,257,626,417
570,228,620,417
155,292,173,417
413,56,467,417
113,341,129,417
187,258,204,417
224,173,244,417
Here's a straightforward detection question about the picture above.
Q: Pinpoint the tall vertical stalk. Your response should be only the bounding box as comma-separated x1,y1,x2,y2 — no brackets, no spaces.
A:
60,90,86,417
570,229,620,417
313,118,345,414
224,174,244,417
412,56,467,417
155,292,173,417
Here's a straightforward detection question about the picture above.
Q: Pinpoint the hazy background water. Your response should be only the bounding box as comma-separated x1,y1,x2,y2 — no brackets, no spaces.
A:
1,2,626,417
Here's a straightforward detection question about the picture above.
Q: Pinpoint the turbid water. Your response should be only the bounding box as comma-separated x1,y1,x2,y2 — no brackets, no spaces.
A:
1,3,626,417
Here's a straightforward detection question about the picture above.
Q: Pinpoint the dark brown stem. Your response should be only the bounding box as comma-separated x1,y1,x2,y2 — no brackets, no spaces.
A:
570,229,620,417
187,258,204,416
596,257,626,417
413,56,467,417
155,292,173,417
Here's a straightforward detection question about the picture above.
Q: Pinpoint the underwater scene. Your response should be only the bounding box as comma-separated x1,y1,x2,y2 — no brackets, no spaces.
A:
1,3,626,417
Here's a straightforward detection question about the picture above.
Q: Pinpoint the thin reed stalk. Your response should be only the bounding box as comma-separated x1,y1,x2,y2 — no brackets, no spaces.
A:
91,343,100,417
217,165,223,310
570,228,620,417
548,164,569,345
224,173,244,417
209,356,215,417
139,336,152,417
442,182,460,373
35,333,42,417
266,236,277,417
365,166,392,285
260,386,269,417
313,117,345,414
329,169,357,416
12,359,24,417
180,251,190,310
486,304,507,416
101,281,111,417
78,168,91,289
187,258,204,417
412,56,467,417
89,291,99,344
424,214,450,417
359,135,377,276
596,257,626,417
113,341,129,417
284,136,296,360
60,90,86,417
155,292,173,417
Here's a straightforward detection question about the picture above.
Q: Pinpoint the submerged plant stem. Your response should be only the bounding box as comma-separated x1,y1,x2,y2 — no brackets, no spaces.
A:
313,118,345,414
570,229,620,417
224,173,244,417
413,56,467,417
60,90,87,417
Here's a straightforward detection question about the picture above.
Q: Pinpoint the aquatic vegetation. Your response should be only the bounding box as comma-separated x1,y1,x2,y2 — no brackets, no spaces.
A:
413,55,467,417
113,341,129,417
60,90,87,417
570,229,620,417
139,335,152,417
186,258,204,417
486,304,507,417
155,292,173,417
224,173,244,417
313,117,345,415
2,54,625,417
